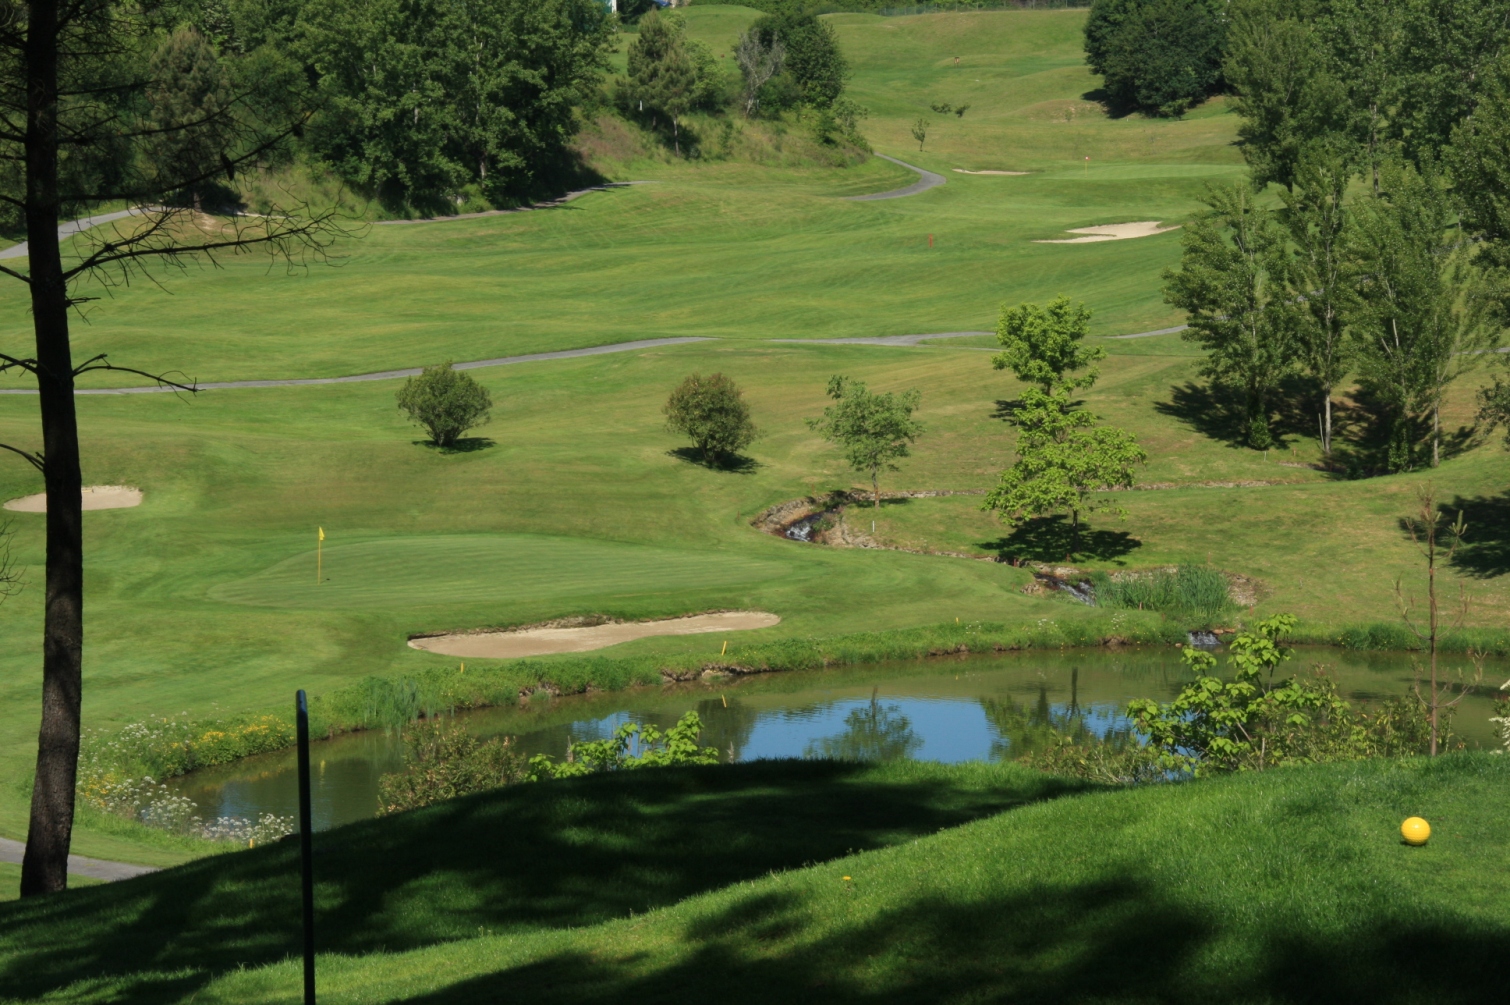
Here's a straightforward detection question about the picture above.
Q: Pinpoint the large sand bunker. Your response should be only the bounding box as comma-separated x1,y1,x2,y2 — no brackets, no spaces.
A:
952,169,1028,176
409,610,781,658
1035,221,1180,244
4,485,142,512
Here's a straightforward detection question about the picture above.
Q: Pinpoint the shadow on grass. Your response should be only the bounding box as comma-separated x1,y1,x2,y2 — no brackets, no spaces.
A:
414,437,495,454
979,515,1141,564
667,447,759,473
389,878,1505,1005
0,760,1089,1003
1443,492,1510,578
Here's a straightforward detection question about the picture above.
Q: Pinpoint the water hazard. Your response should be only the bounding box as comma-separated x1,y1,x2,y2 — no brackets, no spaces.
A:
165,646,1507,831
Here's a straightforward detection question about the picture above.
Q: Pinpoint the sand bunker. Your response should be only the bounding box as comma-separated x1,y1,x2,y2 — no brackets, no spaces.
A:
409,611,782,659
1036,221,1180,244
952,169,1028,176
4,485,142,513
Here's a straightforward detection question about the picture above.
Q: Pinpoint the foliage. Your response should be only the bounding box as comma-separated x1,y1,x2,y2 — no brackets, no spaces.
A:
396,363,493,448
1224,0,1510,187
378,718,528,814
991,295,1104,393
752,10,849,110
735,27,786,117
1084,0,1228,116
144,27,237,211
623,12,722,155
910,117,929,151
804,697,922,761
528,711,720,779
1163,182,1295,450
806,375,924,508
1477,360,1510,449
1276,144,1353,457
1450,52,1510,273
1493,680,1510,753
281,0,613,213
1347,160,1495,471
983,387,1146,559
664,372,758,464
1017,733,1163,785
1090,564,1233,622
1128,613,1441,776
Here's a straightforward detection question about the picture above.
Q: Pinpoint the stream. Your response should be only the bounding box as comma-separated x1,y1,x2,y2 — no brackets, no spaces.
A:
165,646,1507,832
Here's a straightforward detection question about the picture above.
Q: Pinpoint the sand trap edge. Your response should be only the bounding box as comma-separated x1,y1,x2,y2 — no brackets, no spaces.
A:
1034,221,1181,244
410,611,782,659
4,485,142,513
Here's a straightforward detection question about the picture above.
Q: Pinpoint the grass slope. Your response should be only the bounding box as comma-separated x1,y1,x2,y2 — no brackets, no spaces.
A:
0,9,1237,385
4,756,1506,1003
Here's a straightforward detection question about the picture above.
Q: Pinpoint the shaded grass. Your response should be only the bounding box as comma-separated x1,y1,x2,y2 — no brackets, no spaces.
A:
8,754,1508,1003
0,759,1086,1002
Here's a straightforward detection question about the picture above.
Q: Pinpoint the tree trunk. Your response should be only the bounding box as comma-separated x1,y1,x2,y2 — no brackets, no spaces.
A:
21,0,86,898
872,470,879,509
1069,508,1079,561
1432,403,1440,468
673,117,680,157
1321,386,1332,458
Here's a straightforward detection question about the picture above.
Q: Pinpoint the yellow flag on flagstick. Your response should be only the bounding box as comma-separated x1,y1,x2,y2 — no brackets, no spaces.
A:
318,527,325,541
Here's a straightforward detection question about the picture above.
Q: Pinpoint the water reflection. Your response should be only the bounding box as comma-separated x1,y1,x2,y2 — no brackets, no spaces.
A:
164,646,1508,831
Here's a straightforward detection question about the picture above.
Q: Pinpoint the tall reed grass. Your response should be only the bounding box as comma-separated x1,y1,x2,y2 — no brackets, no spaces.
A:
1089,565,1234,624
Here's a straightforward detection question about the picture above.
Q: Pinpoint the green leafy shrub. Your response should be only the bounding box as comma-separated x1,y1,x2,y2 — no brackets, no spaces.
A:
664,372,758,464
529,711,720,778
1090,564,1233,622
378,719,527,814
1129,614,1439,777
395,362,493,447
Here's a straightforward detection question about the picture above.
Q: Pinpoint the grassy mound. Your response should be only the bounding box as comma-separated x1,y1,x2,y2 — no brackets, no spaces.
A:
4,755,1506,1002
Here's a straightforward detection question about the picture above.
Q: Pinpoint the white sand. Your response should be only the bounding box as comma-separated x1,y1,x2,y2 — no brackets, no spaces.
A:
4,485,142,512
952,169,1028,176
1035,221,1180,244
409,611,782,659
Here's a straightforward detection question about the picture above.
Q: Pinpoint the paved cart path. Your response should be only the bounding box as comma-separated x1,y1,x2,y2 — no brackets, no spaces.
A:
0,836,157,882
848,155,947,201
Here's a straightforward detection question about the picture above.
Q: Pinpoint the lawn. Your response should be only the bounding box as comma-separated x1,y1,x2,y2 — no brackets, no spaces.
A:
2,754,1504,1002
0,8,1239,386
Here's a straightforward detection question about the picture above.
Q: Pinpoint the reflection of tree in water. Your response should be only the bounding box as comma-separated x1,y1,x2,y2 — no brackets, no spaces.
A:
982,669,1140,760
805,691,923,762
694,696,760,762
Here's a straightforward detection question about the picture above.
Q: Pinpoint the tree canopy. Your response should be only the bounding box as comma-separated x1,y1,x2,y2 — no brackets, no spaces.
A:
397,364,494,448
991,296,1104,394
1084,0,1228,116
664,372,758,465
806,376,924,509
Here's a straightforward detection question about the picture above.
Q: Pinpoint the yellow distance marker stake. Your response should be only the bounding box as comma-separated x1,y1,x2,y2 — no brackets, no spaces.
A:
1401,816,1431,846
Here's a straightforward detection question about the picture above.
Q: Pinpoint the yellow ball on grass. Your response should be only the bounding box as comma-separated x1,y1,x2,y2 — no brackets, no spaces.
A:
1401,817,1431,846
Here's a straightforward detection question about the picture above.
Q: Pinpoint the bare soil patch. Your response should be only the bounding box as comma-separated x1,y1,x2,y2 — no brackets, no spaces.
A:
4,485,142,512
1035,222,1180,244
409,611,781,658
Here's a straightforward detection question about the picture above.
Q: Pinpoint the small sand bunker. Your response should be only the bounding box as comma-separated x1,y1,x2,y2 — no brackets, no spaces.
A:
4,485,142,513
1035,221,1180,244
953,169,1028,176
409,610,782,659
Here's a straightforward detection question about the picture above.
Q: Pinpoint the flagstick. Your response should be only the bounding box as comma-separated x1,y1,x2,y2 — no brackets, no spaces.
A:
316,535,322,585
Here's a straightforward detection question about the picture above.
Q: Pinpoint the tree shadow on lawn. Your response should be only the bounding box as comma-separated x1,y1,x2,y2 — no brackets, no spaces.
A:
0,761,1090,1003
667,447,759,474
390,878,1507,1005
979,515,1141,565
414,437,495,454
1441,491,1510,578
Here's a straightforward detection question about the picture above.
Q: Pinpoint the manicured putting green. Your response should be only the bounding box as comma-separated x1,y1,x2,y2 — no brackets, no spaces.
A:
208,534,792,610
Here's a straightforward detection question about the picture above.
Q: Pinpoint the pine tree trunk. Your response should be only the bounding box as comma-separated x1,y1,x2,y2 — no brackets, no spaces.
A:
21,0,86,898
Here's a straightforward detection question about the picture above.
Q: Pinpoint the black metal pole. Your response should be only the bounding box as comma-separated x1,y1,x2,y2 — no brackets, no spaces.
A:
296,689,316,1005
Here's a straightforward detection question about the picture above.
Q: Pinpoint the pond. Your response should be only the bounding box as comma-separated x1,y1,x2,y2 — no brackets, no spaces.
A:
166,646,1507,832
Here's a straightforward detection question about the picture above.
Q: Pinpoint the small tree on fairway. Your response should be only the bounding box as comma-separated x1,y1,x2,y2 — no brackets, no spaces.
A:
807,376,924,509
397,364,493,448
911,118,929,151
664,373,758,465
983,388,1146,560
992,296,1105,394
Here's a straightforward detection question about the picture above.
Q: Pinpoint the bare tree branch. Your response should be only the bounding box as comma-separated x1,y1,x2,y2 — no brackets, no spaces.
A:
0,442,45,473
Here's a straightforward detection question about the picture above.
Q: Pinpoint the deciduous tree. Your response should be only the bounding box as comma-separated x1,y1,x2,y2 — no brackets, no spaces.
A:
806,376,923,510
991,295,1104,394
396,363,493,448
1163,183,1296,450
664,372,757,465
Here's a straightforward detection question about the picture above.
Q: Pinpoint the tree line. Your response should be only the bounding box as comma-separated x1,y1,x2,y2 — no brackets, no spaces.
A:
1091,0,1510,473
618,7,864,155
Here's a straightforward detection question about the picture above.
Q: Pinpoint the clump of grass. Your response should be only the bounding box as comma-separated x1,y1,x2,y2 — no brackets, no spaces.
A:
1089,565,1234,624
